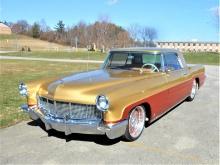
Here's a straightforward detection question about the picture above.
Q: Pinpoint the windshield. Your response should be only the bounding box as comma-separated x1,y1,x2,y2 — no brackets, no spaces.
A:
103,52,162,72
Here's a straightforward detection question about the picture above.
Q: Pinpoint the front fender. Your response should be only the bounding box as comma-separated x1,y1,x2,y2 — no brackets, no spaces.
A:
26,77,59,105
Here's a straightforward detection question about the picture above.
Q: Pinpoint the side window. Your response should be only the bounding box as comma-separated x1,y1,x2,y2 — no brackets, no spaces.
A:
164,53,183,71
109,53,128,67
142,54,161,70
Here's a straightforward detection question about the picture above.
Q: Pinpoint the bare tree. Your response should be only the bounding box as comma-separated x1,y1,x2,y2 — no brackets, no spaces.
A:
96,15,111,48
140,26,157,47
9,18,142,49
17,20,29,34
76,21,88,47
39,19,49,32
11,20,29,34
116,31,130,47
140,26,148,47
127,24,141,46
148,27,157,42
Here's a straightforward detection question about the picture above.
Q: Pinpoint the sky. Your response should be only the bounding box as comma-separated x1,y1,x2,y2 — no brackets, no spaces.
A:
0,0,219,42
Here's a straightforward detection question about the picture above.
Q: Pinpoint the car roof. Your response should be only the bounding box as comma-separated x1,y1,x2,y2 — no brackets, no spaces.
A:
110,47,180,53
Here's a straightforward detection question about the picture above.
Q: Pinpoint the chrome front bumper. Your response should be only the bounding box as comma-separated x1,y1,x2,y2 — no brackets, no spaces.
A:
21,104,128,139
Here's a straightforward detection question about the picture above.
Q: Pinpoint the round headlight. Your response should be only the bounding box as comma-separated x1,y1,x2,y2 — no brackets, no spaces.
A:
19,82,28,97
96,95,109,112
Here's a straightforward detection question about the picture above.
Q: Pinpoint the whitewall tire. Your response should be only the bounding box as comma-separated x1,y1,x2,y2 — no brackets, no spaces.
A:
124,106,146,141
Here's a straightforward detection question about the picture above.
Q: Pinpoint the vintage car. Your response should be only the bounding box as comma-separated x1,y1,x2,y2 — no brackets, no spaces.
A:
19,48,205,141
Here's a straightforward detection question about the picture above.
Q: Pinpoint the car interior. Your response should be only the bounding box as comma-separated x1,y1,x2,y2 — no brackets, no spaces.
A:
107,52,162,72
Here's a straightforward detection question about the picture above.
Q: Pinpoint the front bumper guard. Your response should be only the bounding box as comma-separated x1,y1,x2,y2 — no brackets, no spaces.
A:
21,104,128,139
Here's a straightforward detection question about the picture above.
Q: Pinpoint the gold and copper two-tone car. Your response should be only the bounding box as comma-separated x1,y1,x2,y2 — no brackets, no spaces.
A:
19,48,205,141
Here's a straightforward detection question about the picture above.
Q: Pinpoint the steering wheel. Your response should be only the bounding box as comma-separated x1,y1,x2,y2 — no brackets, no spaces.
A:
140,63,159,73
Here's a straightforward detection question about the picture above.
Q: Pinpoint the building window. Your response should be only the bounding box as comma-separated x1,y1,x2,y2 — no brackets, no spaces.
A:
188,43,190,46
193,43,196,46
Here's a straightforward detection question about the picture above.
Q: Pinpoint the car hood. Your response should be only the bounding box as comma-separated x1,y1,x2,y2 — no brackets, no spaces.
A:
38,69,157,104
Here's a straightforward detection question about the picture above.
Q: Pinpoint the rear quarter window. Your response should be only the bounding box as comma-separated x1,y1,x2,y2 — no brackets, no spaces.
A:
164,52,183,71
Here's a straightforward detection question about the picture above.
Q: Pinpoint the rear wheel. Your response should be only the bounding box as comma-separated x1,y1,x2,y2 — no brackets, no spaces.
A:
124,106,146,141
186,79,198,101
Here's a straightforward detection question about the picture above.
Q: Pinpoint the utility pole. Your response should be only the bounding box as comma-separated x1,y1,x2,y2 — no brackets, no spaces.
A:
75,36,78,51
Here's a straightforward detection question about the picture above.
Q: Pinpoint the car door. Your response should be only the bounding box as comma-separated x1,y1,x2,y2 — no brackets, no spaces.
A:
163,52,190,108
142,53,170,118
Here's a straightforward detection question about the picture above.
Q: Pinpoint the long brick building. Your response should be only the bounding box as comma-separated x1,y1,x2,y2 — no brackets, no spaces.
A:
156,41,220,53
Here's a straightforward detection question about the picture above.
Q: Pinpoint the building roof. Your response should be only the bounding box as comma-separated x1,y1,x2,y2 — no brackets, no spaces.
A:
156,41,220,44
110,47,179,53
0,23,10,28
0,23,12,34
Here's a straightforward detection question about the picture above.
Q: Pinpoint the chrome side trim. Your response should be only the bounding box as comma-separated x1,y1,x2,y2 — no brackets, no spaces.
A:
150,96,188,123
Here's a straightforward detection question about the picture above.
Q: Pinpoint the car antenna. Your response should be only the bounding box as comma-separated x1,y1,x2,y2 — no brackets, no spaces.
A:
87,49,89,72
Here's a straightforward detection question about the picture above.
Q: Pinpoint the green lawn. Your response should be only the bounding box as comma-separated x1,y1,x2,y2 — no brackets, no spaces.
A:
0,60,100,128
1,51,219,65
0,51,107,61
183,52,220,65
0,34,17,40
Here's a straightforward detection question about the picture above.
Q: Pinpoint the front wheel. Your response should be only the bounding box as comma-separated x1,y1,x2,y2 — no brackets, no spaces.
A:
124,106,146,141
186,79,198,101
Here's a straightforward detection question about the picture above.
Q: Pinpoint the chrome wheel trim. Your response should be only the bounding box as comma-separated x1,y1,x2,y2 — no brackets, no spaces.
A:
128,106,146,138
190,80,197,98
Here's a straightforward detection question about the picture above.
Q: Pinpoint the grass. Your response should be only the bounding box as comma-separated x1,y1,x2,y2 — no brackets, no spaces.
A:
0,34,71,51
1,51,219,65
0,60,100,128
184,52,220,65
0,34,17,40
0,51,107,60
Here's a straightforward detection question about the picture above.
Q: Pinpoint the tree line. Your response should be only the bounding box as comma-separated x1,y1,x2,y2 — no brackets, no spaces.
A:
1,19,158,49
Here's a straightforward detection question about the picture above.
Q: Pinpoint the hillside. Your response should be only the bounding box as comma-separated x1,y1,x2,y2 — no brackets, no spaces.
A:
0,34,72,51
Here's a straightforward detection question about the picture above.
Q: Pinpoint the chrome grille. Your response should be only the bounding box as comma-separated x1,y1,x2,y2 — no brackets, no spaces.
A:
38,97,102,120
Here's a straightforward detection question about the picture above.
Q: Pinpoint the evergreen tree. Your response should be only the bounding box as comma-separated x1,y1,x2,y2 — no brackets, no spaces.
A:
55,20,65,33
32,22,40,38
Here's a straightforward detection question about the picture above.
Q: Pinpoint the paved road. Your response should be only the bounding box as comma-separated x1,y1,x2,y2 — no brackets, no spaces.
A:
0,65,219,164
0,56,103,64
0,51,18,54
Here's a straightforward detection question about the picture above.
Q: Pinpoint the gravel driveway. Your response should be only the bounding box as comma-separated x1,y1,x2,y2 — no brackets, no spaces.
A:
0,65,219,164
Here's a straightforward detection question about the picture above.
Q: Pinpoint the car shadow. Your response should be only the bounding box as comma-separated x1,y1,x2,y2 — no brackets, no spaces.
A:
27,120,121,146
27,100,185,145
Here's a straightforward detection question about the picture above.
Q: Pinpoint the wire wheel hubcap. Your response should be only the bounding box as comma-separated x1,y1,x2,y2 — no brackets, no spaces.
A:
128,106,146,138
